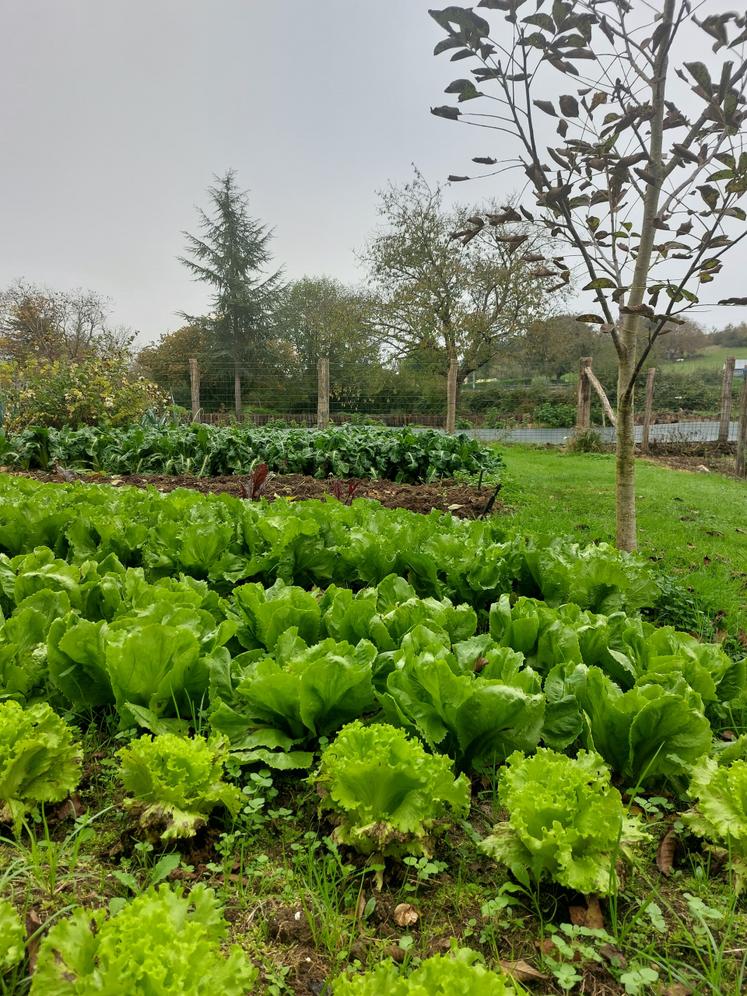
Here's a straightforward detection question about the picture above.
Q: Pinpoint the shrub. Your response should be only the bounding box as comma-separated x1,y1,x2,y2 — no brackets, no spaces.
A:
0,701,82,828
480,748,644,894
0,355,167,431
313,721,470,858
30,883,257,994
533,402,576,427
117,734,243,840
566,428,606,453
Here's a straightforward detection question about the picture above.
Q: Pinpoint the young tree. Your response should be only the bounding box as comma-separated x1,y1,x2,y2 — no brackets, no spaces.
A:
179,171,282,420
429,1,747,549
361,169,552,431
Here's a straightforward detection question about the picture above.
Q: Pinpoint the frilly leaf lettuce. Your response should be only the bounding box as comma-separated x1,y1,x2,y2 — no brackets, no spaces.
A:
685,758,747,890
30,883,258,994
118,733,243,840
480,749,645,895
0,898,25,973
314,721,470,858
332,946,527,995
0,700,82,827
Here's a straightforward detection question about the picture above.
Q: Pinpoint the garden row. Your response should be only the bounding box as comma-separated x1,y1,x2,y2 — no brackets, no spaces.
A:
0,422,503,484
1,476,745,993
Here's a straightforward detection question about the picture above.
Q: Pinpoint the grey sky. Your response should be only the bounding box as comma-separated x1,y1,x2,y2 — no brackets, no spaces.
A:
1,0,745,344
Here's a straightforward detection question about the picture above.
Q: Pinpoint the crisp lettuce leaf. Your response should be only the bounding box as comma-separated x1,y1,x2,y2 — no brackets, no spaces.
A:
481,748,645,895
118,733,243,840
685,758,747,890
30,884,257,994
314,721,470,858
0,700,81,826
332,947,527,995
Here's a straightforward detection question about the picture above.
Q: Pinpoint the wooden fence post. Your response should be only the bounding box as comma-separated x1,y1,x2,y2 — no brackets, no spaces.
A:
317,356,330,429
576,357,592,430
641,367,656,454
718,356,736,445
446,357,458,434
736,373,747,478
189,358,201,422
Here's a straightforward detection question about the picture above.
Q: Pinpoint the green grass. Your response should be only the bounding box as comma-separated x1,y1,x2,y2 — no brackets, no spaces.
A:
499,446,747,634
658,345,744,373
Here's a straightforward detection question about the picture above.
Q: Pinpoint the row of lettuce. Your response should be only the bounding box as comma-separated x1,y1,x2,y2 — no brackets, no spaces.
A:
1,475,745,992
0,474,658,612
0,876,525,994
0,422,504,484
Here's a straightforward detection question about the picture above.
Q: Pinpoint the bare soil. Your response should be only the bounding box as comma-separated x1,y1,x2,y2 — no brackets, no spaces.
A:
2,469,504,519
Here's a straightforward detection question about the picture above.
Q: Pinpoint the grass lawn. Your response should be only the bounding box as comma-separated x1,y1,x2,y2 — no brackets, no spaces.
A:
658,345,745,373
498,446,747,637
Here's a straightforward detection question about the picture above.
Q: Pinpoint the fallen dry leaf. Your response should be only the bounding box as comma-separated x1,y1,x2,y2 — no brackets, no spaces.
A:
664,984,692,996
499,959,548,983
569,895,604,930
657,828,678,876
393,902,419,927
25,909,43,973
599,943,627,969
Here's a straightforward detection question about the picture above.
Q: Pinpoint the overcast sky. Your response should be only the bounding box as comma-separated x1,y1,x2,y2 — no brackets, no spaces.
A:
1,0,745,344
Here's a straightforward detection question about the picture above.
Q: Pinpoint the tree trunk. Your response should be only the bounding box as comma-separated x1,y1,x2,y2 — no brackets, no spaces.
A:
234,360,242,422
446,355,458,433
614,0,674,552
615,357,637,551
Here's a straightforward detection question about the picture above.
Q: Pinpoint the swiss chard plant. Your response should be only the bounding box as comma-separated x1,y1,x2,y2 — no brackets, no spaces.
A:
481,749,645,896
313,720,470,859
30,883,258,995
0,700,82,828
117,733,243,840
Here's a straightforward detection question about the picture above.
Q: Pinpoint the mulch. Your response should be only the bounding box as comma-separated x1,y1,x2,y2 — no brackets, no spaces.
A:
1,469,504,519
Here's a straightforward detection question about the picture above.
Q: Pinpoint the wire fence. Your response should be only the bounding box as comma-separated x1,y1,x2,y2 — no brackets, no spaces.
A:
159,355,746,443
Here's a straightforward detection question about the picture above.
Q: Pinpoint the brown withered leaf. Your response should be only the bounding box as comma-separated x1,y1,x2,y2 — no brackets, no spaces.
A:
569,895,605,929
664,984,693,996
393,903,419,928
657,828,678,876
26,908,43,973
500,959,548,983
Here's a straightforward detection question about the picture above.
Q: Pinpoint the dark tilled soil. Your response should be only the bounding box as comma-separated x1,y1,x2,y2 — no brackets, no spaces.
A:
1,469,504,519
640,441,741,478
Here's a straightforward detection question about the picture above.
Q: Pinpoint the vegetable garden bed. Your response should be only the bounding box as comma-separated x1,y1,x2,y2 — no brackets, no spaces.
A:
0,423,503,485
0,468,503,519
0,474,744,995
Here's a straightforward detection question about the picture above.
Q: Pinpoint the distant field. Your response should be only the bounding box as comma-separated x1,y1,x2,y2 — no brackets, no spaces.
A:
660,344,745,372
